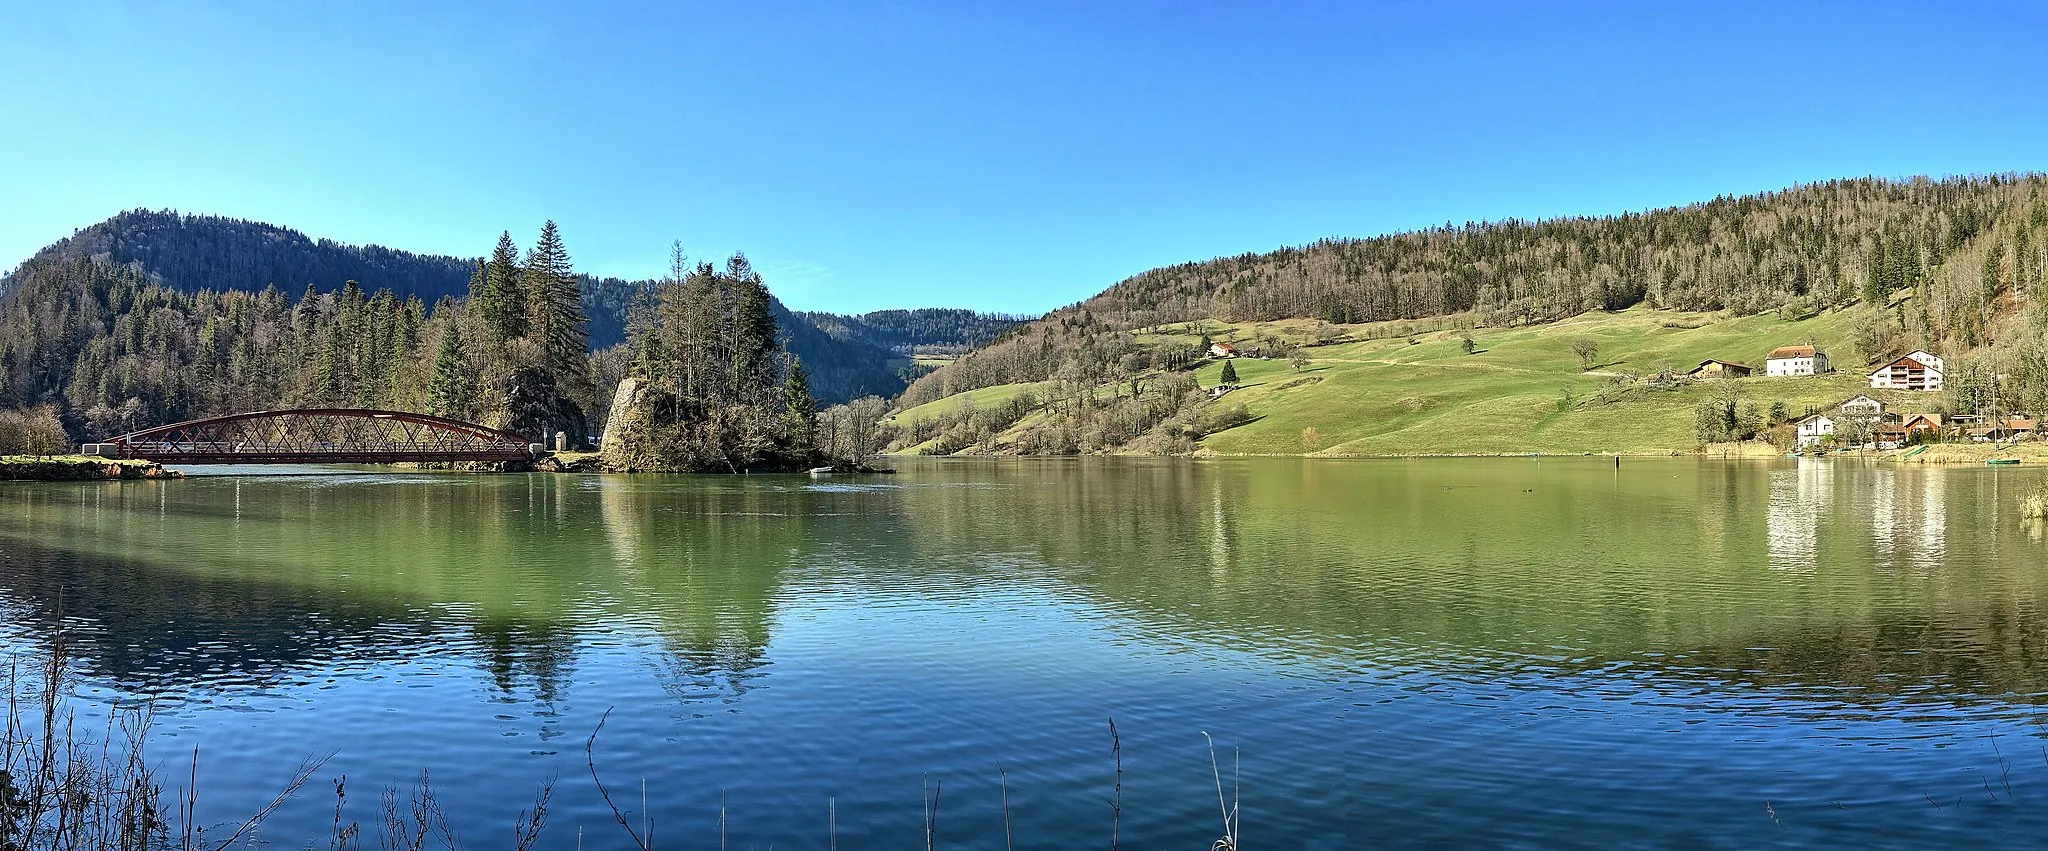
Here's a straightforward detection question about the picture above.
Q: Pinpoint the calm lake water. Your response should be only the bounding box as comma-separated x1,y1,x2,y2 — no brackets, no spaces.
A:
6,457,2048,847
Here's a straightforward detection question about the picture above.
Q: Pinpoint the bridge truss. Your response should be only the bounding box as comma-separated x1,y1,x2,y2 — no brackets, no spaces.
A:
86,409,540,465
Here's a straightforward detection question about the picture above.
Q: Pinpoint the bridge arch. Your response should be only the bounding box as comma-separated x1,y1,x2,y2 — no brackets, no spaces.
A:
86,409,540,465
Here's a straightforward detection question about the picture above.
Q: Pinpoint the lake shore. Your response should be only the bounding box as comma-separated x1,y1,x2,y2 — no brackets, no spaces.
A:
0,455,182,481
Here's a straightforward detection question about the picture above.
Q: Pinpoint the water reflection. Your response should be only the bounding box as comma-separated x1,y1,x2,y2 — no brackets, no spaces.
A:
1766,458,1828,572
2,459,2047,719
1868,467,1947,569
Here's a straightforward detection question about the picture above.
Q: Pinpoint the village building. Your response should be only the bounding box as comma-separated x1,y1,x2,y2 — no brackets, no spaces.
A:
1684,359,1751,379
1873,413,1944,448
1967,418,2038,442
1900,413,1943,441
1795,413,1836,448
1765,345,1829,376
1868,350,1944,391
1207,342,1240,359
1838,394,1884,419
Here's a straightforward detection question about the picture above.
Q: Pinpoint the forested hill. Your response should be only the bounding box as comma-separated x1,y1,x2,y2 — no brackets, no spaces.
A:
903,175,2048,407
2,209,910,404
798,308,1032,354
11,209,627,349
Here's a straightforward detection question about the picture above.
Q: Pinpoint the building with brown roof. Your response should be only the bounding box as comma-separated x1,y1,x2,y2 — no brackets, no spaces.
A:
1765,345,1829,377
1868,351,1944,391
1684,359,1751,379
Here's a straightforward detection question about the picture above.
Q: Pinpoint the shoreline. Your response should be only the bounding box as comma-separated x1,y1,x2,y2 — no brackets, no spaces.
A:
0,455,183,481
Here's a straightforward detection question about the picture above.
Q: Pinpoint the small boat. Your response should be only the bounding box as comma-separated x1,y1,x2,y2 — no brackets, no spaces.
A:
1988,458,2021,466
806,466,836,476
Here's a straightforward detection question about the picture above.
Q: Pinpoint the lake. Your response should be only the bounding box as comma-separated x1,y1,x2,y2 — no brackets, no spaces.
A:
4,457,2048,847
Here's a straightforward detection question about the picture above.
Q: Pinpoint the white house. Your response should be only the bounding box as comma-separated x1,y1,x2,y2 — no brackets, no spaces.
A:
1766,345,1829,377
1868,350,1944,391
1208,342,1240,359
1839,394,1884,419
1796,413,1836,448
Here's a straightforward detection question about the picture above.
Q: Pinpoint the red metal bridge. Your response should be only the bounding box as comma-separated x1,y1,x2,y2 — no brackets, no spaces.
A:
83,409,541,465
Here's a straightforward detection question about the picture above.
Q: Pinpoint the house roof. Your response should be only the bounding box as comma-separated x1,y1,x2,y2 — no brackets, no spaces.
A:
1686,359,1749,372
1795,413,1834,425
1870,354,1942,376
1210,342,1238,352
1767,345,1820,360
1839,394,1882,407
1901,413,1943,428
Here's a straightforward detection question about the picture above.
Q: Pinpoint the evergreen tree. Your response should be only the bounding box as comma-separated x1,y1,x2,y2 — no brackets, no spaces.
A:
481,232,526,340
1220,359,1238,385
720,254,779,406
426,324,474,419
783,356,817,448
523,221,589,386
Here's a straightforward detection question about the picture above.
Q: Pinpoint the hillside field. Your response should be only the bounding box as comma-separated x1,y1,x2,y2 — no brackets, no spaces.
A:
895,306,1964,456
1197,307,1919,455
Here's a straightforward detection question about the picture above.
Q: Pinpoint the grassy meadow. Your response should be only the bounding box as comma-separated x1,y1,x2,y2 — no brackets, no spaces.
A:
891,306,1965,457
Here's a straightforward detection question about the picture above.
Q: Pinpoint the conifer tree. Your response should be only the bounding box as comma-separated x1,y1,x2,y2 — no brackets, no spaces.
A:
523,220,589,387
426,323,473,419
782,356,817,447
481,232,526,341
1220,359,1238,385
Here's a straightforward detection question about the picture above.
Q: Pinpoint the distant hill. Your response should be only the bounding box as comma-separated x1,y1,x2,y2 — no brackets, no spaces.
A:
798,308,1031,355
3,209,908,403
884,175,2048,457
902,175,2048,409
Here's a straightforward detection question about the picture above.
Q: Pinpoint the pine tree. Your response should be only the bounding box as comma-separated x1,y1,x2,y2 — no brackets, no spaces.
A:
720,254,778,406
782,356,816,448
481,232,526,341
1220,359,1238,385
523,221,589,385
426,324,473,419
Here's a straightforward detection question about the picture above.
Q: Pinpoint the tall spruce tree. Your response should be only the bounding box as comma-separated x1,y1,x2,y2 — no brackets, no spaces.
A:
782,355,817,448
719,253,779,406
425,323,474,419
481,232,526,341
523,221,589,386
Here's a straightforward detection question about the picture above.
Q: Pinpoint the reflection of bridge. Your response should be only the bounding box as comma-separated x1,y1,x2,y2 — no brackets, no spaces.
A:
83,409,541,465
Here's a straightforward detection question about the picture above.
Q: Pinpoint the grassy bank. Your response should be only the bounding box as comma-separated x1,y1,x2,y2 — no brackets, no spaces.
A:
1891,442,2048,465
0,456,180,481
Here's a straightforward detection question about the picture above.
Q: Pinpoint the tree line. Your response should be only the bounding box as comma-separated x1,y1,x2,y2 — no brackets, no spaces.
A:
797,308,1031,355
0,224,825,470
903,175,2048,415
2,209,911,406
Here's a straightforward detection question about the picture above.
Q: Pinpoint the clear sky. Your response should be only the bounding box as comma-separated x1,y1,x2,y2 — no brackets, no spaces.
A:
3,2,2044,315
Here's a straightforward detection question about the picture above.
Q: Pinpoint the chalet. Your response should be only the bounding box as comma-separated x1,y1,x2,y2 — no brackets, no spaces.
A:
1208,342,1240,359
1684,359,1751,379
1899,413,1943,441
1838,394,1884,419
1967,418,2038,442
1795,413,1836,448
1868,351,1944,391
1765,345,1829,377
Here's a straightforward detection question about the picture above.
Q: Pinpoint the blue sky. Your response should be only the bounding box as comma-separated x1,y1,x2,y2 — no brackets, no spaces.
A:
3,2,2044,315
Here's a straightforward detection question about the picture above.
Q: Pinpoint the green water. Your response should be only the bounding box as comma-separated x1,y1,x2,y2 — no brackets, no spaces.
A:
4,457,2048,847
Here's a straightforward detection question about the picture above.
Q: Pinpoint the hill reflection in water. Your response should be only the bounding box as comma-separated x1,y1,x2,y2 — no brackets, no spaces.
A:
3,459,2048,844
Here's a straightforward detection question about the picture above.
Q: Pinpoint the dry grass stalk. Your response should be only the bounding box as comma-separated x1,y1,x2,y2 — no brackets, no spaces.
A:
2022,487,2048,519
